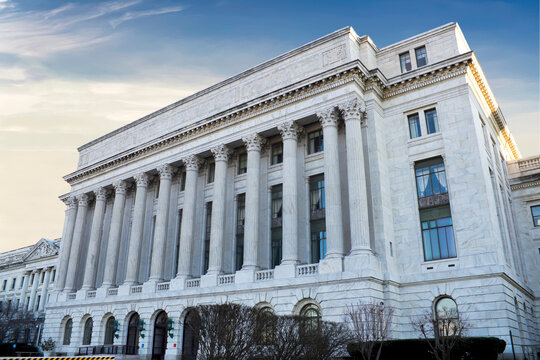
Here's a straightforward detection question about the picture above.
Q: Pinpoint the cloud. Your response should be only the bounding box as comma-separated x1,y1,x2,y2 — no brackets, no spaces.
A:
109,6,184,28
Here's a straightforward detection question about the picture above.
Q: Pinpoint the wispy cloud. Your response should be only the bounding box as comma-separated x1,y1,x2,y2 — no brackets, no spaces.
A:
110,5,184,27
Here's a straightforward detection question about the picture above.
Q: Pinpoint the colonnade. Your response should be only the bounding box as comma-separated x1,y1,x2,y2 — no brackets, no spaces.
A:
56,98,374,293
14,267,54,312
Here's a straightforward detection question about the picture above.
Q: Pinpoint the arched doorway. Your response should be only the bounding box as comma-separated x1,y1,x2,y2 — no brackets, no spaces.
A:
126,313,139,355
152,311,168,360
181,310,200,360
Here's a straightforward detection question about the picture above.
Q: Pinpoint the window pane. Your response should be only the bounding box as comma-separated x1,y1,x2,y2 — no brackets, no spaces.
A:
271,227,282,268
207,163,215,183
408,114,421,139
415,158,447,199
532,206,540,227
308,130,323,154
400,52,412,72
423,229,432,261
271,142,283,165
238,153,247,174
425,109,439,134
415,46,428,67
420,208,455,261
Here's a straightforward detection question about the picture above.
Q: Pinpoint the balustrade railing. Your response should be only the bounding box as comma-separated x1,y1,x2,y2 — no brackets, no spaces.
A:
518,156,540,170
296,264,318,277
86,290,96,298
67,293,76,300
255,269,274,281
186,278,200,288
130,285,142,294
156,282,170,291
107,288,118,296
218,274,235,285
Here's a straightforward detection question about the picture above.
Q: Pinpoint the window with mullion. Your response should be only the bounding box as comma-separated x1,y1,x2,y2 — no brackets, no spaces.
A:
271,142,283,165
415,46,428,67
408,113,421,139
420,206,456,261
415,159,448,198
400,52,412,72
271,185,283,268
309,174,325,212
207,162,215,183
531,205,540,227
235,194,245,271
204,202,212,274
308,129,323,154
238,153,247,174
310,219,327,263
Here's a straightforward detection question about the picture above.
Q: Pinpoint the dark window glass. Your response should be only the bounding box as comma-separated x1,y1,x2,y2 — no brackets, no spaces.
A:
271,142,283,165
236,194,245,271
415,46,428,67
425,109,439,134
238,153,247,174
271,185,283,220
82,317,93,345
207,163,215,183
408,113,421,139
531,205,540,227
309,174,325,211
415,159,448,199
271,185,283,268
400,52,412,72
301,304,321,334
271,227,282,269
175,209,183,275
180,171,186,191
308,129,324,154
310,219,327,263
420,206,456,261
104,317,115,345
126,313,139,354
2,280,5,291
204,202,212,274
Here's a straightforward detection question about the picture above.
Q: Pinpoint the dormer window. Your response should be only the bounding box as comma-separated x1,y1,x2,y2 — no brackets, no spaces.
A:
400,52,412,73
415,46,428,67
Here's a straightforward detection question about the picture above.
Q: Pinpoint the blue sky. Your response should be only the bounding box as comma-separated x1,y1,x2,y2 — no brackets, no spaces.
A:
0,0,538,251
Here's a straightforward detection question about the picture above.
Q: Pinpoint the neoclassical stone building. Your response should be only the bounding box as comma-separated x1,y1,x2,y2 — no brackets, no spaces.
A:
41,23,539,359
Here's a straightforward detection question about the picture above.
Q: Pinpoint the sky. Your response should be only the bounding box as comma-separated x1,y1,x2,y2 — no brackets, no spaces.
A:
0,0,538,253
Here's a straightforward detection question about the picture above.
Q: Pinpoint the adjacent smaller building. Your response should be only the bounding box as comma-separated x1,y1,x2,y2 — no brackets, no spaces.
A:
0,238,59,345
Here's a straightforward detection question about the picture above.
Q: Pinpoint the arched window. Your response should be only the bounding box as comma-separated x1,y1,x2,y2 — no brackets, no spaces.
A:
434,297,459,335
126,313,140,355
256,307,276,345
300,304,321,333
82,317,93,345
63,318,72,345
104,317,115,345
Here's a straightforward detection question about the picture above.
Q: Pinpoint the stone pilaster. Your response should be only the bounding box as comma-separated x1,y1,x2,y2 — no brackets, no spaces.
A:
175,155,202,282
38,267,52,312
64,194,89,292
82,187,108,290
18,271,30,311
317,107,344,270
124,173,149,285
101,181,128,288
55,196,77,291
149,164,175,282
206,145,230,276
28,269,40,312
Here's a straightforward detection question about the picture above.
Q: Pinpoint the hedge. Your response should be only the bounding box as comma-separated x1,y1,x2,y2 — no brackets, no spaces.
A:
347,337,506,360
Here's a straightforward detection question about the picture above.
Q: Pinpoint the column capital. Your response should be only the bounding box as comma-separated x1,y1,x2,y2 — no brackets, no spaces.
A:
76,193,90,207
277,121,302,140
211,144,231,162
316,107,340,128
157,164,175,180
113,180,128,195
242,133,266,152
94,187,109,201
62,196,78,210
182,154,203,171
134,172,150,187
339,98,366,122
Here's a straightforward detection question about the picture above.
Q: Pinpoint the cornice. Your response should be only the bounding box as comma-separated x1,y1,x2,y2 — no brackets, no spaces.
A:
510,180,540,191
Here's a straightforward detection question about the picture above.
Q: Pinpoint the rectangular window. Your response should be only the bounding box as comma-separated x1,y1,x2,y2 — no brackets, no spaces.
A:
415,158,448,199
236,194,245,271
11,278,16,290
420,206,456,261
2,280,6,291
310,219,327,263
309,174,326,263
238,153,247,174
415,46,428,67
204,202,212,274
271,142,283,165
309,174,325,213
531,205,540,227
175,209,183,275
180,170,186,191
155,178,160,199
408,113,421,139
425,109,439,134
207,162,215,183
400,52,412,72
51,271,55,283
308,129,323,154
271,185,283,268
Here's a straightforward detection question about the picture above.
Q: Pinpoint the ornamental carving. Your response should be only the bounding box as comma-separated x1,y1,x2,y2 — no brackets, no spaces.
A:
157,164,175,180
242,134,266,152
63,196,77,210
211,144,231,161
113,180,128,195
77,193,89,207
277,121,301,140
339,98,366,122
182,154,202,171
134,173,150,187
94,187,108,201
25,240,59,261
316,107,340,128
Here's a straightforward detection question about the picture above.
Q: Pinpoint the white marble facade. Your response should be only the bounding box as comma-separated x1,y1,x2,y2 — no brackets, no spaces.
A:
40,23,539,359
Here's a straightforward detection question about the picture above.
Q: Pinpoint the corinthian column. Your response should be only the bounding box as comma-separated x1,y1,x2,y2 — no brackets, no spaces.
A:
340,98,371,254
176,155,201,279
101,181,128,287
38,268,52,312
64,194,89,292
82,187,108,290
124,173,149,285
207,145,230,275
242,134,266,270
317,107,344,259
55,197,77,291
278,121,300,265
149,164,175,282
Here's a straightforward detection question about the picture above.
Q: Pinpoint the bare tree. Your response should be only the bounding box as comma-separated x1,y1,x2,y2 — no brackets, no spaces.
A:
0,301,38,344
261,315,304,360
301,320,351,360
411,308,467,360
346,302,394,360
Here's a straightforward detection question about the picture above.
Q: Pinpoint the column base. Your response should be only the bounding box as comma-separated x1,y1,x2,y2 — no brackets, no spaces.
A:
75,289,87,300
170,277,186,290
96,286,109,298
200,273,218,288
235,269,255,283
274,263,297,279
344,250,381,277
319,257,343,274
143,279,159,293
117,283,133,296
